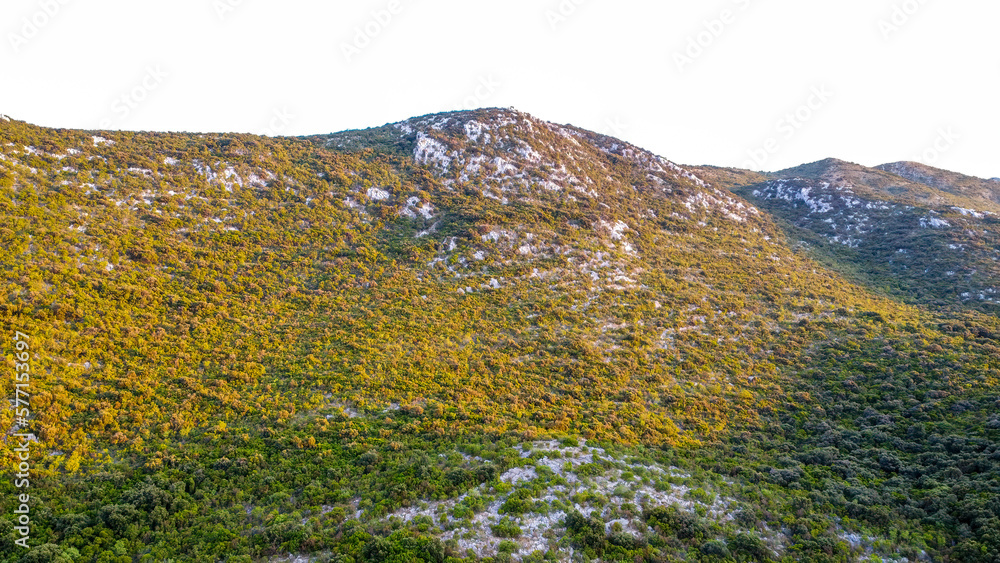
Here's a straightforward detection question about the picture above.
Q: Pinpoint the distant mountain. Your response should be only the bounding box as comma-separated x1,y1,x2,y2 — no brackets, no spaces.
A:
725,157,1000,310
876,160,1000,208
2,110,1000,562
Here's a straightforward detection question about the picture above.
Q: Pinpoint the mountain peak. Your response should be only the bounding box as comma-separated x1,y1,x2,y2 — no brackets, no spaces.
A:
388,107,532,136
771,157,863,179
311,104,727,212
812,157,856,167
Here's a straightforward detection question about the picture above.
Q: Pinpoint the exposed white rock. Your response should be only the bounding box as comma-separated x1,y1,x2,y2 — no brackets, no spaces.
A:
951,207,985,219
919,216,950,229
464,120,485,141
414,132,452,169
377,441,754,561
366,187,390,201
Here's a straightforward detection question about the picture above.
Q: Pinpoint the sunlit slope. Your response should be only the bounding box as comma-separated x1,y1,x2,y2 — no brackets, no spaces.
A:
0,110,912,464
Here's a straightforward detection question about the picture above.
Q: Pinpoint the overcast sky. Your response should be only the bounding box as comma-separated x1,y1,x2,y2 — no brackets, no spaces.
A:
2,0,997,177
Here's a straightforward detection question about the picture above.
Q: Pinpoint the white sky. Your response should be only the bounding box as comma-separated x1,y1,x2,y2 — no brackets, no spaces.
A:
2,0,998,177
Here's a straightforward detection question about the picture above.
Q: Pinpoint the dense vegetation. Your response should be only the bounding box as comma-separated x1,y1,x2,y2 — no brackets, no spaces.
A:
721,159,1000,313
0,109,998,561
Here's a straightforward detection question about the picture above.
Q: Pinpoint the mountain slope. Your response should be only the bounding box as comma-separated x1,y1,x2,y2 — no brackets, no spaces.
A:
0,111,999,562
726,158,1000,311
876,161,1000,208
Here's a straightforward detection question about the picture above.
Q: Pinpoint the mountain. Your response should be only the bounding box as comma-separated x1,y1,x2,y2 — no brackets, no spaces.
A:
724,157,1000,311
876,161,1000,208
1,109,1000,562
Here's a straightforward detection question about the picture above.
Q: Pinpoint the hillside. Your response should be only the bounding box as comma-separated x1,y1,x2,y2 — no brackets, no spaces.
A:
876,162,1000,208
724,158,1000,312
1,109,999,562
